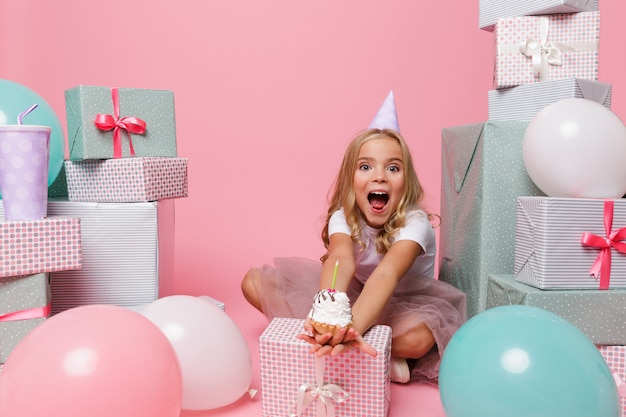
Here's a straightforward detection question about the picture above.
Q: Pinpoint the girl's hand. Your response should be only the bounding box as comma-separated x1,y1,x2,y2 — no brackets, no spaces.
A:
298,320,378,357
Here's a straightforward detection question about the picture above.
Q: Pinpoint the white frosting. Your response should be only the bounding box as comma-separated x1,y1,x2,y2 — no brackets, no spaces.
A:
308,289,352,327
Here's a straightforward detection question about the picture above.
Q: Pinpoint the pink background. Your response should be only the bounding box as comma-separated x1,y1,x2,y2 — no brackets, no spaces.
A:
3,1,626,416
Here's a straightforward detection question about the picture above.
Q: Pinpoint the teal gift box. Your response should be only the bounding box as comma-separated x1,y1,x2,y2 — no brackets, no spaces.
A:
438,121,545,318
487,274,626,345
0,273,50,363
65,85,177,160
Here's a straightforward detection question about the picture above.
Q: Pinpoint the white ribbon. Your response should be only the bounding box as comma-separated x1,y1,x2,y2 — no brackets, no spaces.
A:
497,16,598,82
613,370,626,397
290,356,349,417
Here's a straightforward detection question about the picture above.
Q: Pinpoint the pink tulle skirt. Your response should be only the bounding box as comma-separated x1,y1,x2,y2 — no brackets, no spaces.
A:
248,257,467,384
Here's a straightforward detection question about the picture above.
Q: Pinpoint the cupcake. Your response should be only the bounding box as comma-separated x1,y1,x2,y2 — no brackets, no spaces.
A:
308,289,353,336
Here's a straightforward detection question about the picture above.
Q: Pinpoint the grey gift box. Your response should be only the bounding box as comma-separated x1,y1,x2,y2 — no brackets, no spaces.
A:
0,273,50,363
438,121,545,318
487,274,626,345
65,85,177,161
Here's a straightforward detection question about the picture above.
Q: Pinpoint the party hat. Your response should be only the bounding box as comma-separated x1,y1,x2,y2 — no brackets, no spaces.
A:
368,90,399,132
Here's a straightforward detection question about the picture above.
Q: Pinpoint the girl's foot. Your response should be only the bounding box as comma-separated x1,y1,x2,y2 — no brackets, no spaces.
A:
390,356,410,383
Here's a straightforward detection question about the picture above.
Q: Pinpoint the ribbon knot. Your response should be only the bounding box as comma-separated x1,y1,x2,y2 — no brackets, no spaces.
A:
580,200,626,290
518,17,575,81
291,356,349,417
94,87,147,158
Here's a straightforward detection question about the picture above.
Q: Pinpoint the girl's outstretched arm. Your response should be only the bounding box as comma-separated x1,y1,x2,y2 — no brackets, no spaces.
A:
350,239,422,335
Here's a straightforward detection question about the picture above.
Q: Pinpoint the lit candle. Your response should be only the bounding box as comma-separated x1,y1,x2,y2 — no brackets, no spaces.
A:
330,260,339,291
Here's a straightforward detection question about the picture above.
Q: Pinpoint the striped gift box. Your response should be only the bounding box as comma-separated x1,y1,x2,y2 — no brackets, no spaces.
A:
494,12,600,89
488,78,612,122
260,318,391,417
46,199,175,314
515,197,626,290
479,0,599,31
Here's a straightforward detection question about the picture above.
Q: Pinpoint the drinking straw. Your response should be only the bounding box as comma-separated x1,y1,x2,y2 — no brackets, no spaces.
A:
17,103,38,124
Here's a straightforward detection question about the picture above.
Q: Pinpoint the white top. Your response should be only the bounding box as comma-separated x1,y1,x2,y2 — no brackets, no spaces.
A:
328,208,436,294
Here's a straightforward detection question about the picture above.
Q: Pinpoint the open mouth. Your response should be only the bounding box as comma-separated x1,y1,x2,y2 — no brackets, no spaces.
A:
368,191,389,211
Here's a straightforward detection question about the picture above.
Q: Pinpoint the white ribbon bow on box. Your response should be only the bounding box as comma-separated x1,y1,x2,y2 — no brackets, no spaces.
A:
497,16,598,82
290,356,349,417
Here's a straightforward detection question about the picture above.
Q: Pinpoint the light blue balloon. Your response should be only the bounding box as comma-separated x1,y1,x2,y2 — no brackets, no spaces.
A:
0,79,65,198
439,305,620,417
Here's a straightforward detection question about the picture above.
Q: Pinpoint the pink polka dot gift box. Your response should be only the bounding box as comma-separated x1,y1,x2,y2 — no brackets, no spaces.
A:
493,12,600,89
259,317,391,417
0,216,82,278
64,157,188,203
598,345,626,417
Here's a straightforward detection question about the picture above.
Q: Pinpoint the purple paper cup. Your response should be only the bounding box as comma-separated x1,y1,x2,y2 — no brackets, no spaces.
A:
0,125,51,220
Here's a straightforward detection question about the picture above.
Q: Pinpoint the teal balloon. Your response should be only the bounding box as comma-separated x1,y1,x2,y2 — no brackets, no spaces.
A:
0,79,65,197
439,305,620,417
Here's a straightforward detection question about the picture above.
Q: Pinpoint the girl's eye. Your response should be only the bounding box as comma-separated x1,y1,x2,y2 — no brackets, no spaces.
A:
388,165,400,173
359,164,371,171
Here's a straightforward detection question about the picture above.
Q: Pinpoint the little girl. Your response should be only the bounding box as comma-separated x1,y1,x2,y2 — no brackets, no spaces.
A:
241,92,466,384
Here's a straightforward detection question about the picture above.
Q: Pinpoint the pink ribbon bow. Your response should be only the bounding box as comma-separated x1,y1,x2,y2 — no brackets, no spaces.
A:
0,303,51,322
291,356,349,417
93,87,147,158
580,200,626,290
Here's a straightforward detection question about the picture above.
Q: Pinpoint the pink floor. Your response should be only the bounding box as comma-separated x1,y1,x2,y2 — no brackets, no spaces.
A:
183,297,446,417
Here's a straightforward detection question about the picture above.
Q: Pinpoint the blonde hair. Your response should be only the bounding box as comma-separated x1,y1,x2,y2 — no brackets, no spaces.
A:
320,128,435,261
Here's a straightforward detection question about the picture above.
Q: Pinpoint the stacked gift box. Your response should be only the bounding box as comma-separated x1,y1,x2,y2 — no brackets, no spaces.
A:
0,85,188,364
440,0,626,410
0,208,82,364
45,85,188,315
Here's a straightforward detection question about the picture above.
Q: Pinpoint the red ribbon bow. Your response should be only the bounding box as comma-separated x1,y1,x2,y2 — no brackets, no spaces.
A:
93,87,147,158
580,200,626,290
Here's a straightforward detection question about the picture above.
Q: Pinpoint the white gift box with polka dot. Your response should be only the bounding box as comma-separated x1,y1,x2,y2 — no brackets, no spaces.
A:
479,0,599,31
65,157,188,203
515,197,626,290
259,318,391,417
493,12,600,89
487,274,626,345
0,216,82,277
65,85,177,161
439,121,545,318
0,273,50,363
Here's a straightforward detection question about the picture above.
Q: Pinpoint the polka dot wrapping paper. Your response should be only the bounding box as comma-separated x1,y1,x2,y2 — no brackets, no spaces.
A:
515,197,626,290
0,273,50,363
0,217,82,278
259,318,391,417
65,157,188,203
487,274,626,345
65,85,177,161
493,12,600,89
438,121,545,318
598,346,626,417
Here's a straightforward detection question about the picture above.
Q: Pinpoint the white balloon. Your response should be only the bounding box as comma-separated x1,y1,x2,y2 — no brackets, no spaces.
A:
523,98,626,198
142,295,252,410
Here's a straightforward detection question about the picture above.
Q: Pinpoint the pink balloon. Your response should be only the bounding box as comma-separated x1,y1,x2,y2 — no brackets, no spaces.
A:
523,98,626,198
141,295,253,410
0,305,182,417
